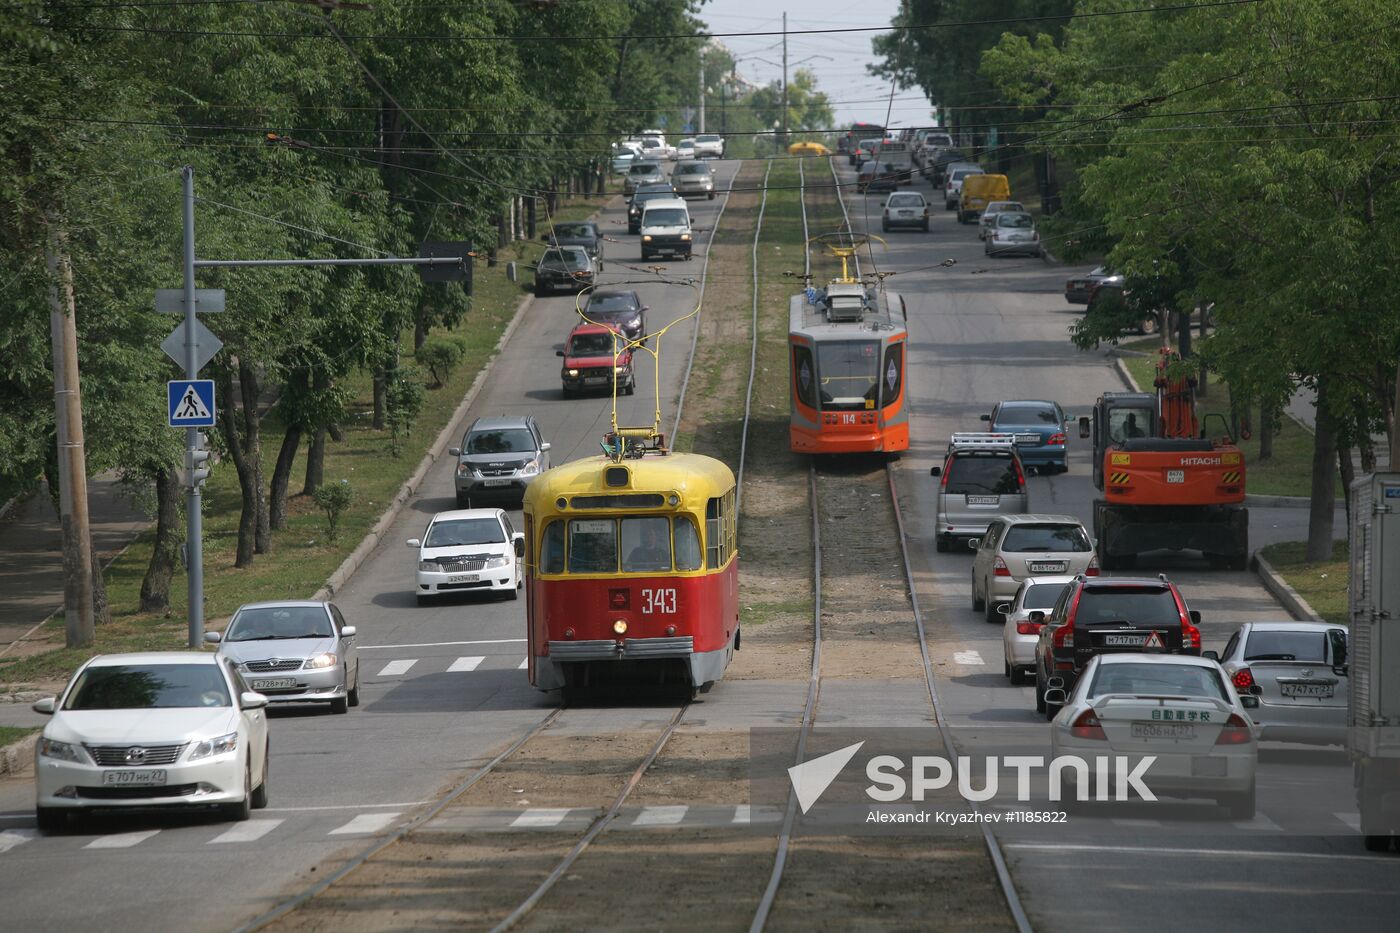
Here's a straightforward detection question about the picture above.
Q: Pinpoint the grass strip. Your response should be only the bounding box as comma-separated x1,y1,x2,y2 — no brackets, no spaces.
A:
1258,540,1348,626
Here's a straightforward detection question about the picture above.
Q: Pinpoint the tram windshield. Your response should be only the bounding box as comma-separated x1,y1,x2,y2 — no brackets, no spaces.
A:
548,516,704,574
816,340,879,411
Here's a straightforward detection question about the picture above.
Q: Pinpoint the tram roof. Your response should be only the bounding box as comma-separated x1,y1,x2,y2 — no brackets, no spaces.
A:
789,286,904,339
524,451,736,514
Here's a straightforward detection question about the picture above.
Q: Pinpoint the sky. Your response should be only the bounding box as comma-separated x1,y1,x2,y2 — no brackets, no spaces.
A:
697,0,938,130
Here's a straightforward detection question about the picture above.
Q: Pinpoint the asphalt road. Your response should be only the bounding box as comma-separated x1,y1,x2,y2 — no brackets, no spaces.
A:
0,160,744,933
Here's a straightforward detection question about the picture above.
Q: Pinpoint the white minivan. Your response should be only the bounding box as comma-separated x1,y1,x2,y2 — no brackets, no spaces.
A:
639,197,693,261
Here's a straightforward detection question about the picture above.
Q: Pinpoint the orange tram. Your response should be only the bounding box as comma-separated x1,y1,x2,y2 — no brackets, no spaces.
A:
789,256,909,455
522,432,739,695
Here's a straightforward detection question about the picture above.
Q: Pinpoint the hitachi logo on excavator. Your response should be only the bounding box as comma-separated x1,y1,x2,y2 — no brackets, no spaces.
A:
1179,457,1222,466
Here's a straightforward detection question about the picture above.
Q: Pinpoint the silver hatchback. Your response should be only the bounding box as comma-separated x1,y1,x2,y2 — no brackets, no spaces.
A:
209,601,359,714
1208,621,1348,746
930,435,1030,552
971,515,1097,623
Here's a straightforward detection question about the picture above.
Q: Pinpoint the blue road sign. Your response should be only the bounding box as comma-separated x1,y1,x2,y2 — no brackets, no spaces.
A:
168,379,215,427
682,123,694,134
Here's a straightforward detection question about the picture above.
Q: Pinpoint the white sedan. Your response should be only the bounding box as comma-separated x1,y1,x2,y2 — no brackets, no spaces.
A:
1000,574,1075,685
409,508,525,605
1047,653,1259,818
32,652,270,832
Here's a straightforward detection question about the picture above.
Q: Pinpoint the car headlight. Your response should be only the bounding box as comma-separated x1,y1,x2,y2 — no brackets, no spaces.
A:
614,365,627,373
680,233,691,241
484,555,511,569
457,462,472,477
419,560,439,572
566,368,579,377
39,737,88,764
189,731,239,761
303,653,337,670
520,459,540,476
642,235,652,242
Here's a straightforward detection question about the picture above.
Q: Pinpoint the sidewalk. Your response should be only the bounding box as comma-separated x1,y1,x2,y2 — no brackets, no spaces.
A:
1284,387,1392,471
0,475,149,660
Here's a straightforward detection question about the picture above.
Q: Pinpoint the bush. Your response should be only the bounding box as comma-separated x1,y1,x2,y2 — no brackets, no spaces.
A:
312,480,354,544
417,337,464,388
386,365,426,458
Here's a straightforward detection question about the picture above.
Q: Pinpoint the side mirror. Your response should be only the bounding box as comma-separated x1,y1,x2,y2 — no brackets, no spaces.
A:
967,537,981,551
203,631,222,644
1201,649,1219,661
1189,610,1202,626
979,414,991,422
406,538,421,548
995,604,1011,616
541,442,552,451
1333,664,1349,677
929,466,942,477
1078,416,1091,439
1043,688,1067,708
448,447,461,457
340,625,357,638
1240,695,1260,710
641,305,650,311
240,692,269,711
1029,610,1046,624
556,350,565,357
31,697,56,715
513,534,525,558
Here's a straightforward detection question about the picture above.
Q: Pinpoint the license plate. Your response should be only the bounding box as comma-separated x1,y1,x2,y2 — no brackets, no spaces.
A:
1015,434,1040,446
898,211,913,217
102,769,167,787
449,573,479,583
1167,469,1185,483
482,478,513,487
1029,562,1067,573
966,496,1000,506
1102,633,1149,647
1132,723,1194,740
584,377,607,386
1280,682,1335,699
252,678,296,690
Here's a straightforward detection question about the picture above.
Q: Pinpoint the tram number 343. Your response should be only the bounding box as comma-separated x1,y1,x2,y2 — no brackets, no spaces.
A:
641,588,677,615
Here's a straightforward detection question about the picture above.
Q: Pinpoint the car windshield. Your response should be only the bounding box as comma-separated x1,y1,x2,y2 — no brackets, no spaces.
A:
569,332,616,356
887,194,923,207
1002,524,1092,552
676,163,707,175
466,428,535,454
587,293,640,313
553,224,594,239
1243,631,1327,661
697,135,720,142
633,190,670,205
951,169,982,182
629,163,657,174
1075,587,1181,626
540,250,587,270
425,517,505,547
816,340,879,410
1088,662,1228,702
945,455,1020,494
64,664,231,710
987,202,1023,213
996,403,1059,425
997,213,1034,228
226,605,333,641
644,208,687,226
1022,582,1070,611
679,139,695,147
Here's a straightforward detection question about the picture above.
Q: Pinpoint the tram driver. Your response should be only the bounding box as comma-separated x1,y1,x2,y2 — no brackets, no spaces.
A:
625,519,672,572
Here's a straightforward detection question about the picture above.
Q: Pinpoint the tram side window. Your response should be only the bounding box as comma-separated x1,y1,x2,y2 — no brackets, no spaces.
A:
540,520,565,574
792,345,817,410
881,342,903,407
568,519,617,573
621,517,672,573
706,491,737,569
674,516,703,571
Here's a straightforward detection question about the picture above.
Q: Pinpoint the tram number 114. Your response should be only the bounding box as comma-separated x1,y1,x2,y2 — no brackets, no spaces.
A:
641,588,677,615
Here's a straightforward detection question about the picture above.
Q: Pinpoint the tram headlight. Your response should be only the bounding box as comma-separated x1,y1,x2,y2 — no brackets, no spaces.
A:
613,619,628,635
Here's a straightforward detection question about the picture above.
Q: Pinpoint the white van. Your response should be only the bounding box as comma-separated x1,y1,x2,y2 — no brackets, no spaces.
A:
639,197,693,261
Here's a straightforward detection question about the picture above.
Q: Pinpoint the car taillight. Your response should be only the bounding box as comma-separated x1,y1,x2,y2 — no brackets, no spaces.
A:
1070,709,1105,740
1016,621,1042,636
1215,712,1253,745
1048,432,1065,445
1052,624,1073,648
993,555,1011,577
1181,616,1201,650
1232,667,1254,691
1013,458,1026,489
1086,554,1100,577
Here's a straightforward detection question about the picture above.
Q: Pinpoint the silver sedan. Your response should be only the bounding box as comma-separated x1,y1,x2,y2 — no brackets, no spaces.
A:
985,211,1043,257
209,601,360,714
1206,621,1348,745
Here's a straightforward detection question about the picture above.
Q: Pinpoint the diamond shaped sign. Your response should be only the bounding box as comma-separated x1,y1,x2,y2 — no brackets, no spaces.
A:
161,318,223,374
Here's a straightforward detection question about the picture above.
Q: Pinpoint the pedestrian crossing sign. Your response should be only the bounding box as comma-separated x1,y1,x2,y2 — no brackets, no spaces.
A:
168,379,215,427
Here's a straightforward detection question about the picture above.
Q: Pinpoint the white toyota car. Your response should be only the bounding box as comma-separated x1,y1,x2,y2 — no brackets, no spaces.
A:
409,508,525,605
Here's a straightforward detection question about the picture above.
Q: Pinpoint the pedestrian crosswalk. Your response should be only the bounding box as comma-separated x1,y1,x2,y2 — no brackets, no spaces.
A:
366,655,526,679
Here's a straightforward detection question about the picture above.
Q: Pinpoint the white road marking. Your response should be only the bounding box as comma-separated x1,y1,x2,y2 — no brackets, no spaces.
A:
953,650,985,665
209,819,283,844
0,829,36,853
1004,843,1387,862
359,639,527,651
732,804,751,825
263,801,428,813
328,812,400,835
510,808,571,828
1335,812,1361,832
376,659,417,677
447,656,485,673
518,658,529,670
85,829,160,849
632,806,688,826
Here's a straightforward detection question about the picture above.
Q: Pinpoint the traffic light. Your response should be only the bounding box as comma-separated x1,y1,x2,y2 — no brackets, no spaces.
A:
186,431,211,486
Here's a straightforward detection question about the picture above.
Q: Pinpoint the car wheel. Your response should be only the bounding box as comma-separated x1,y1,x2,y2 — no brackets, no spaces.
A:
921,221,929,232
881,221,889,232
348,668,360,707
35,806,67,835
1035,666,1047,713
708,192,715,200
640,250,650,261
534,283,546,297
1010,664,1028,686
985,598,1002,625
1364,834,1394,852
935,535,949,553
415,593,431,607
984,242,991,256
1003,657,1011,679
251,747,269,809
562,386,575,400
971,573,985,612
455,492,469,509
330,693,349,715
223,764,253,822
1222,786,1255,820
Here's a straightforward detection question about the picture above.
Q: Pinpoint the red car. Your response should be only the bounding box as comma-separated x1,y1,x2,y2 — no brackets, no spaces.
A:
557,322,636,398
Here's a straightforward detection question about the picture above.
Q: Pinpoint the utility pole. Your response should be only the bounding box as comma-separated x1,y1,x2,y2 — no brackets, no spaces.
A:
780,11,788,148
46,218,95,648
181,166,205,649
698,48,706,134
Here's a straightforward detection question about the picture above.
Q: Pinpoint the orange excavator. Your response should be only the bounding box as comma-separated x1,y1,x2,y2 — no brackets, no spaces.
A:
1080,348,1248,570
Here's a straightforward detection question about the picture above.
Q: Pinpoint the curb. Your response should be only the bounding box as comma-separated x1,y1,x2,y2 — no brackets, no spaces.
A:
0,734,35,777
1113,355,1140,392
311,292,536,601
1246,493,1337,510
1254,552,1323,622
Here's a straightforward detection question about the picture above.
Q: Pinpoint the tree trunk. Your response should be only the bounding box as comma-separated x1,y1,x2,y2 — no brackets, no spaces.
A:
140,465,181,612
527,196,537,239
328,422,345,443
1360,436,1376,474
1258,406,1275,461
1305,378,1338,562
241,359,270,555
1339,445,1356,529
303,428,326,496
217,367,258,568
372,366,387,429
268,425,301,531
414,315,430,352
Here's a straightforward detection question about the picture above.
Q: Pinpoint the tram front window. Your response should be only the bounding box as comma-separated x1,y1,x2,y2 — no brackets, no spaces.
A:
622,517,672,572
816,340,879,411
568,519,617,573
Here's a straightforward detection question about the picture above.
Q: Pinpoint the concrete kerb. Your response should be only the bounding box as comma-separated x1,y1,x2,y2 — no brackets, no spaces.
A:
1254,552,1324,622
311,292,536,602
0,734,35,777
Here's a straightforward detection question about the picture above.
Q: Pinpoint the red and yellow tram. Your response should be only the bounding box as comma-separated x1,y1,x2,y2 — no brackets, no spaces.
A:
522,434,739,694
789,272,909,455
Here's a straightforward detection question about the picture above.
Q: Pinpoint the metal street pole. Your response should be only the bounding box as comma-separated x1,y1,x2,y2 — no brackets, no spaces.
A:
182,166,204,648
698,49,706,134
780,11,788,148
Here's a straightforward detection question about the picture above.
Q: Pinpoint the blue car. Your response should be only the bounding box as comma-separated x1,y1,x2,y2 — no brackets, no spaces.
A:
981,400,1070,473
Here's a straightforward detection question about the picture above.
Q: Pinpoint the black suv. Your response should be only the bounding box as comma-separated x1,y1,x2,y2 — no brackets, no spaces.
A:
627,184,675,234
1033,573,1202,719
